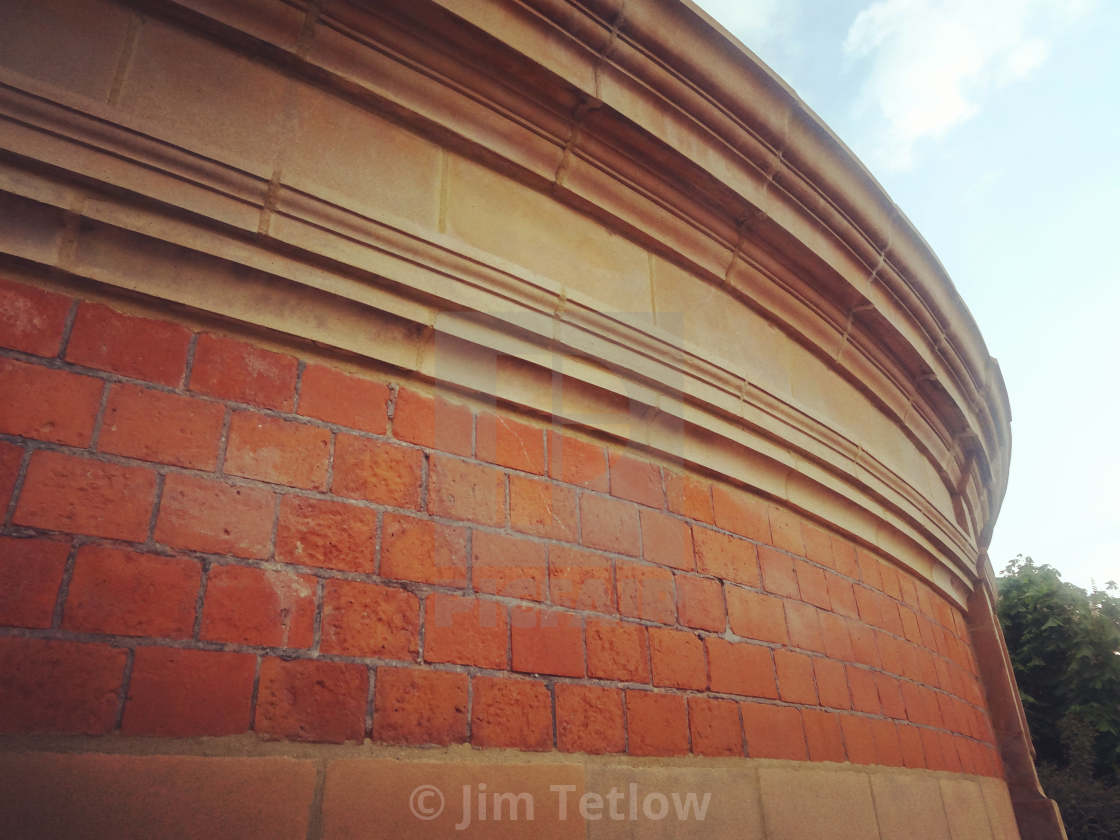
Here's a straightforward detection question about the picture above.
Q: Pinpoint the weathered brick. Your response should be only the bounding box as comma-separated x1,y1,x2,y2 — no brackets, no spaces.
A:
122,648,255,736
472,676,552,750
830,536,860,578
814,657,851,709
825,572,859,619
473,530,547,601
549,544,614,612
711,486,770,541
100,383,225,470
615,560,675,624
0,638,126,734
768,506,805,555
649,626,706,689
428,454,505,526
847,620,881,668
856,548,883,590
556,683,625,754
801,523,835,570
255,658,367,743
298,363,389,434
847,665,881,714
548,431,607,490
759,546,799,598
665,470,713,523
726,586,789,644
331,434,422,508
423,593,507,669
512,605,584,677
897,722,926,769
580,492,640,555
380,513,467,587
879,561,902,600
0,536,68,629
795,559,831,610
818,611,855,661
839,714,877,765
391,388,473,456
372,666,468,746
224,411,330,490
608,451,663,507
189,333,298,410
586,617,649,682
476,412,545,474
774,649,817,704
640,509,693,570
200,565,316,648
785,600,826,653
870,717,904,767
508,473,578,542
876,673,908,720
16,451,156,542
0,357,102,446
62,544,200,639
321,580,419,660
156,473,274,558
626,690,688,756
741,702,806,760
802,708,846,763
275,495,376,572
0,440,22,510
65,302,191,386
689,696,743,756
693,525,759,586
0,276,71,356
707,638,777,698
676,573,725,631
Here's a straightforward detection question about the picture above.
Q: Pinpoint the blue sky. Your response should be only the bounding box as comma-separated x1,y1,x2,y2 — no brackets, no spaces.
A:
695,0,1119,591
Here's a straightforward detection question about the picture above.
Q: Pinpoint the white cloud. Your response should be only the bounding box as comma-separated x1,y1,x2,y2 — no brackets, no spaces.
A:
694,0,792,54
844,0,1093,171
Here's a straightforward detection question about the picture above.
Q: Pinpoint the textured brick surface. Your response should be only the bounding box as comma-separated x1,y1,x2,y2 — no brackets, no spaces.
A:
556,683,625,754
298,363,389,433
640,508,694,570
331,434,422,507
189,333,298,410
472,676,552,750
0,276,71,356
66,302,191,386
476,411,545,473
0,536,68,629
428,454,506,526
626,690,689,756
424,593,508,669
580,492,640,555
156,473,275,558
321,579,419,659
549,545,614,612
689,695,744,756
99,384,225,469
372,666,468,745
0,359,102,446
275,495,375,572
649,626,706,689
693,525,759,586
586,618,650,682
200,564,316,648
380,513,468,586
512,605,584,677
474,530,547,600
509,473,579,541
224,411,330,490
392,388,472,455
255,658,367,743
549,431,608,490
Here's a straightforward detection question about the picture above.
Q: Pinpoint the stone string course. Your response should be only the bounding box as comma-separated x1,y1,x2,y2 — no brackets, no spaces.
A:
0,273,1001,776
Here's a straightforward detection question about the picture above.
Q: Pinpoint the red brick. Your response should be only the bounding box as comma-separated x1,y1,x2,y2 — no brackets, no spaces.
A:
256,658,367,743
847,620,881,668
919,727,950,771
0,536,68,628
580,492,640,555
626,691,688,756
16,451,156,542
512,605,584,677
839,714,877,765
615,560,675,624
476,412,545,474
689,696,743,756
380,513,467,587
201,565,315,648
768,506,805,555
473,530,547,601
825,572,859,619
676,573,725,631
853,585,881,627
785,601,825,653
0,440,22,509
726,586,788,644
0,276,71,356
898,573,920,609
818,611,855,661
795,559,831,610
424,593,507,669
66,302,191,386
548,431,607,490
879,561,902,600
830,536,860,578
556,684,625,754
392,388,472,456
586,618,650,682
156,473,274,558
189,333,298,410
549,545,613,612
707,638,777,699
879,597,904,637
297,364,389,434
774,649,817,704
0,638,126,734
899,606,923,645
711,486,770,541
876,673,907,720
509,474,578,542
878,632,908,676
759,547,799,598
693,526,760,586
99,384,225,470
123,648,255,736
847,666,881,714
332,434,422,508
801,523,835,569
741,703,806,760
428,455,505,526
803,708,846,762
665,471,713,523
372,666,467,746
814,658,850,709
275,495,375,572
897,723,926,769
649,626,706,689
870,717,904,767
63,545,200,638
322,580,419,660
0,357,102,446
638,509,694,571
608,451,663,507
472,676,552,750
856,548,883,589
